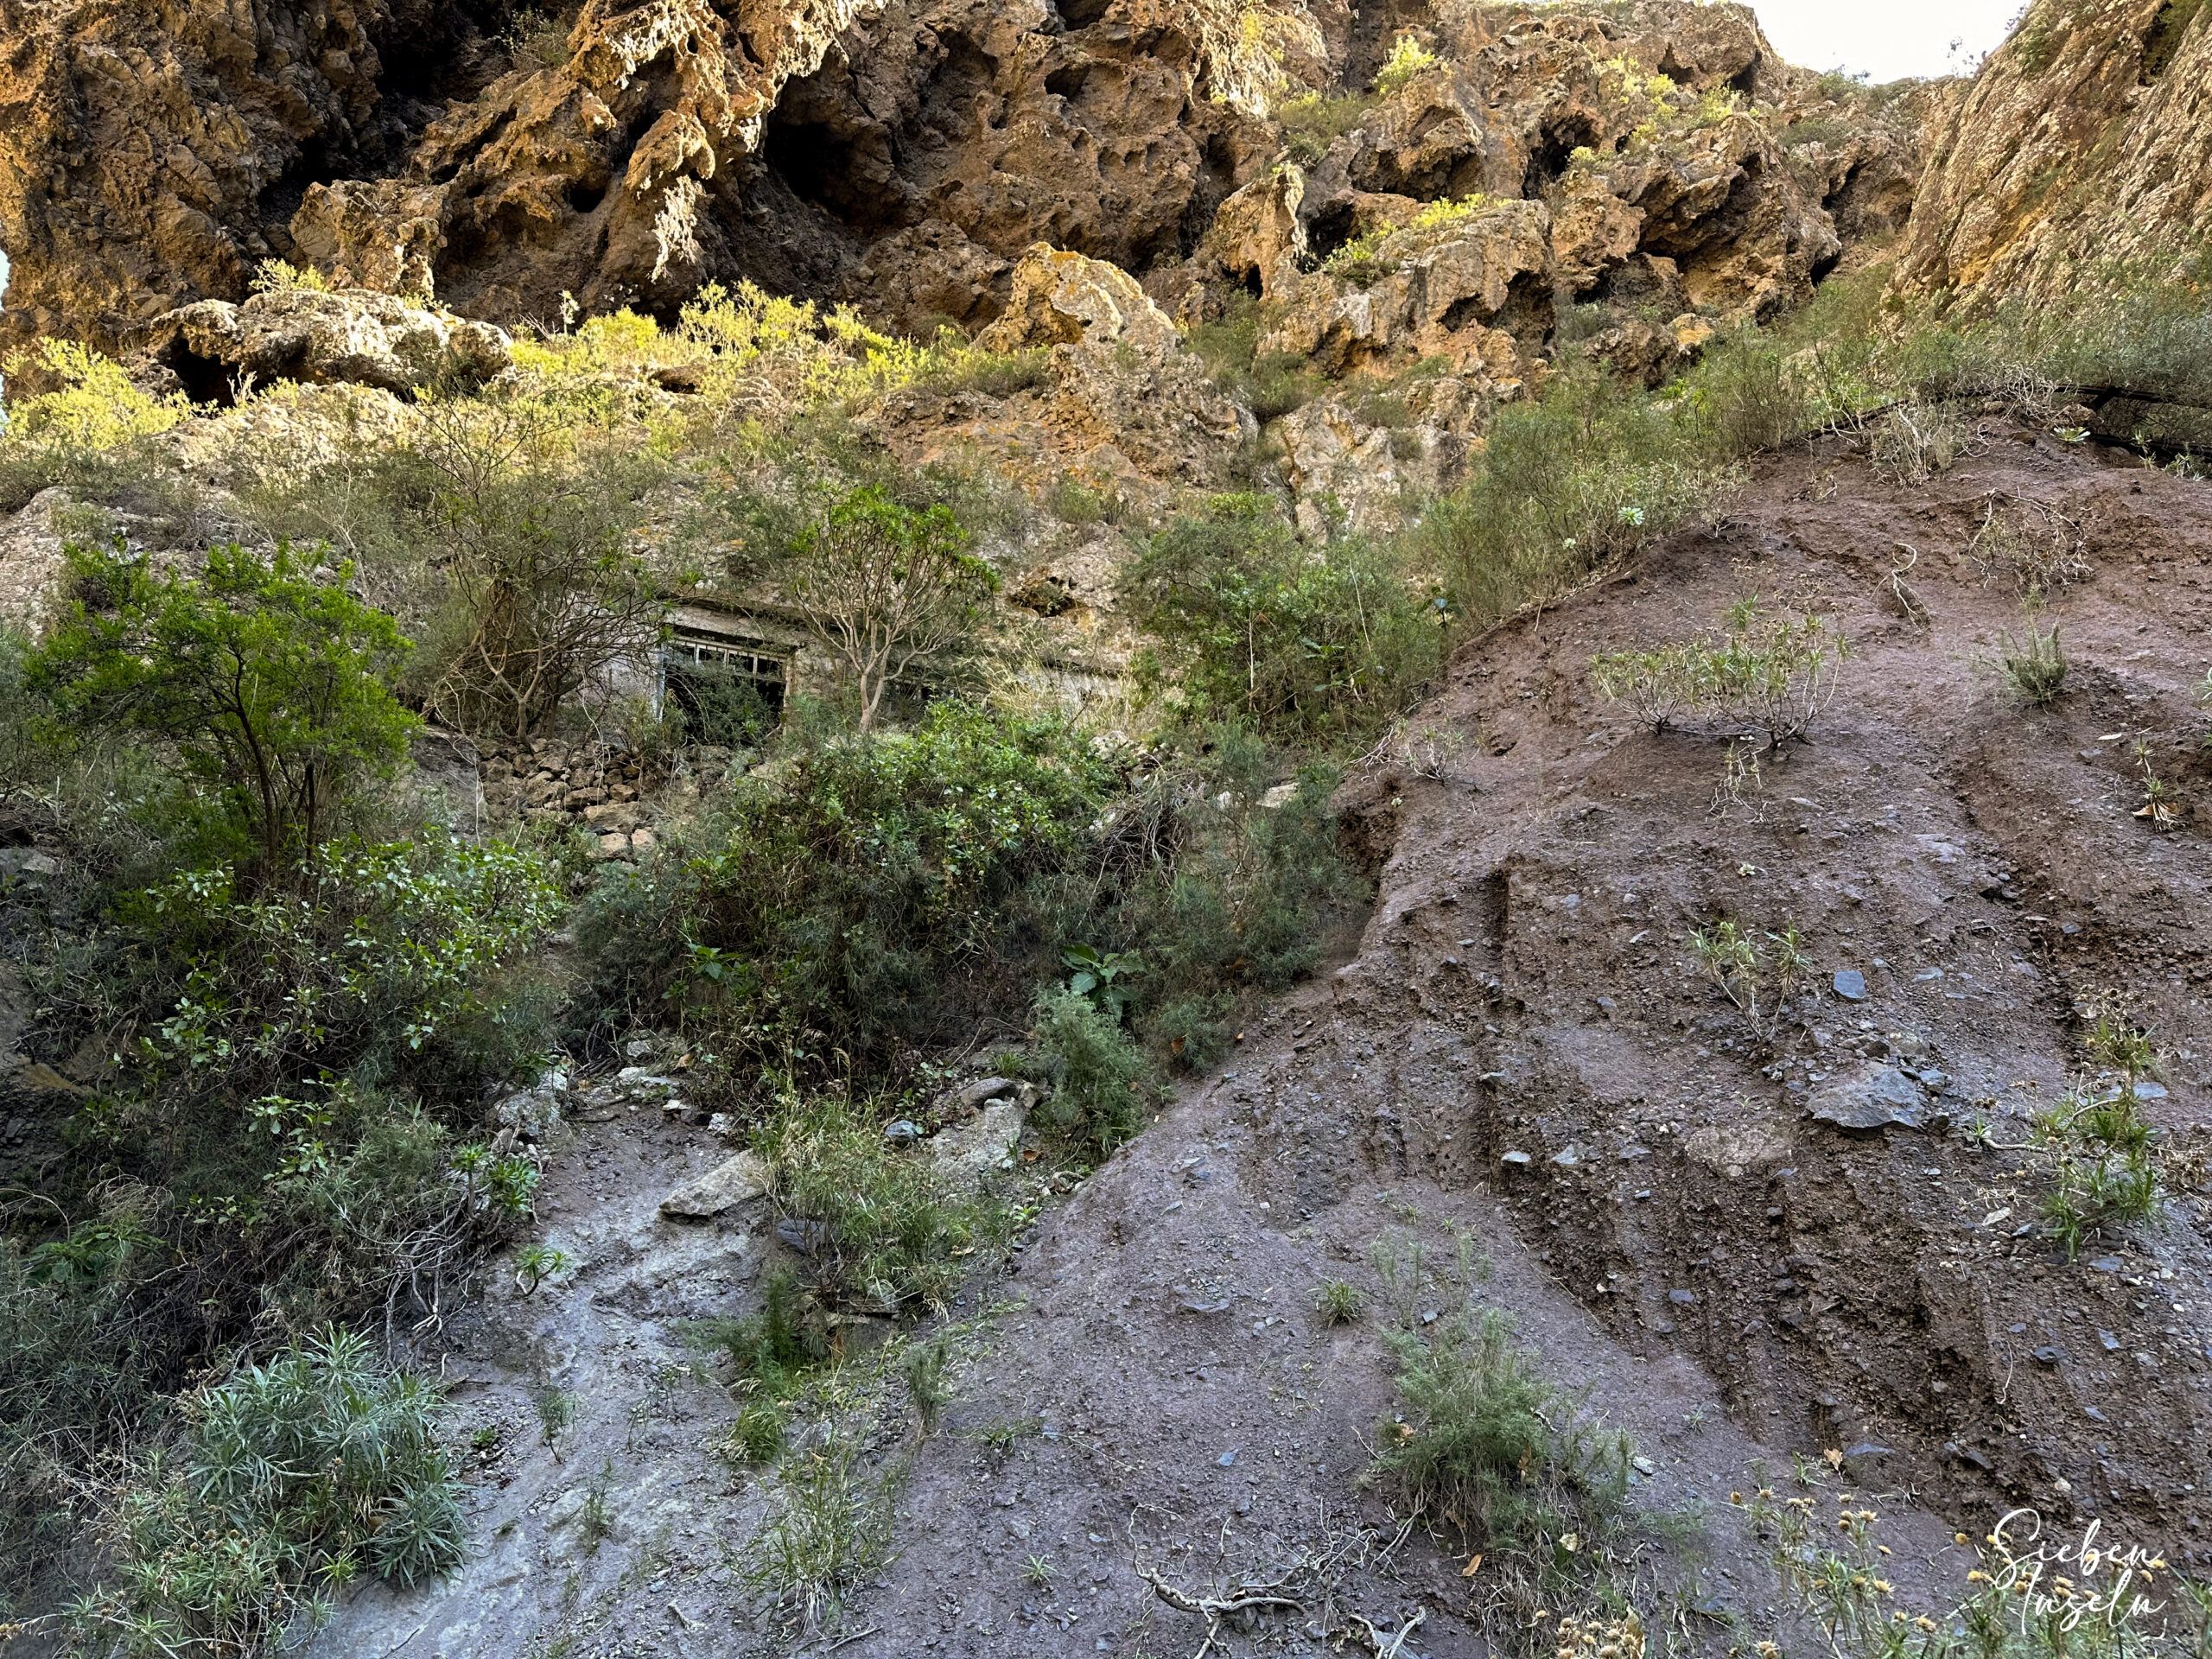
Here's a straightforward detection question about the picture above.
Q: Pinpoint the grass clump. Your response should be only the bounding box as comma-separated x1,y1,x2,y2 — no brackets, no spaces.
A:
755,1093,1009,1314
741,1430,899,1637
2032,1001,2165,1259
1313,1279,1366,1325
1999,620,2069,705
1368,1308,1631,1551
903,1333,954,1435
76,1326,463,1654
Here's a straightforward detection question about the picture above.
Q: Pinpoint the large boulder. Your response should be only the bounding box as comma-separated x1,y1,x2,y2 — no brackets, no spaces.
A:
141,289,512,398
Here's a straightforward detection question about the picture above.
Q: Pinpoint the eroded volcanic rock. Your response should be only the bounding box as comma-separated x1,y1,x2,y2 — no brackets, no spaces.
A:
1899,0,2212,308
3,0,1927,389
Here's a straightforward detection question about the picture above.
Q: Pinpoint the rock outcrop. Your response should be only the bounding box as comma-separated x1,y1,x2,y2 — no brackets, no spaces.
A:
3,0,1926,385
1897,0,2212,308
0,0,511,366
140,287,512,398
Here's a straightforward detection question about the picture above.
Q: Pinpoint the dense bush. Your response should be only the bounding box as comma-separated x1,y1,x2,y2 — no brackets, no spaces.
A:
1031,989,1148,1152
1121,493,1442,746
576,700,1118,1065
578,702,1365,1096
79,1326,464,1653
27,538,416,883
1415,361,1738,632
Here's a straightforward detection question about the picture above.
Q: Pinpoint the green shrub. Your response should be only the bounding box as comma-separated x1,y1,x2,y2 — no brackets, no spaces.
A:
754,1091,1009,1313
81,1326,462,1654
1372,35,1440,93
1032,989,1148,1153
1592,601,1850,755
575,701,1118,1064
1121,493,1442,747
1999,622,2069,705
1368,1308,1631,1548
113,834,563,1125
1276,90,1378,164
27,538,416,882
402,398,667,739
1416,361,1737,632
689,1268,826,1395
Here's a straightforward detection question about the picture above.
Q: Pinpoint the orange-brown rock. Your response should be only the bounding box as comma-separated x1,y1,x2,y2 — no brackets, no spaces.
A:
0,0,508,368
1897,0,2212,307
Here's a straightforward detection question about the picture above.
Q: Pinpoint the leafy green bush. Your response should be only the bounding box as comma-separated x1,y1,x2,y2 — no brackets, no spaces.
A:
27,538,416,882
576,701,1117,1065
754,1091,1010,1313
1031,989,1148,1153
1121,493,1442,747
80,1326,463,1654
111,834,563,1128
1369,1309,1631,1548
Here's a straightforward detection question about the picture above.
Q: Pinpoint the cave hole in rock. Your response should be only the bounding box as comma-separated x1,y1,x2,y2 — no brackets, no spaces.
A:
760,114,894,227
567,177,607,214
1728,56,1761,97
1303,198,1360,264
1045,62,1090,99
1056,0,1113,31
2140,0,2202,79
1525,115,1599,194
155,340,245,409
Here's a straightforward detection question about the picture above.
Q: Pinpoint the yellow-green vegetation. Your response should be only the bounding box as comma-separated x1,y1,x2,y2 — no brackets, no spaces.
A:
0,339,191,511
1741,1465,2208,1659
250,257,333,295
1372,34,1441,94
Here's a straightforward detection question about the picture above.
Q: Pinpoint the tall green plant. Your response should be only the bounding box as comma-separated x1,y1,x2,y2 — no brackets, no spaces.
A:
28,538,415,883
1120,493,1441,746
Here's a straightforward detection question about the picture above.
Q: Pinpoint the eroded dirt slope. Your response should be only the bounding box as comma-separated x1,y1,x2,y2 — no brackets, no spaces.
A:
836,425,2212,1654
295,428,2212,1659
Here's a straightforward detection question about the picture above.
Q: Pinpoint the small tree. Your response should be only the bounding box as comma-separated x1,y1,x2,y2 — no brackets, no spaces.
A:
788,486,996,734
28,537,416,882
409,398,667,739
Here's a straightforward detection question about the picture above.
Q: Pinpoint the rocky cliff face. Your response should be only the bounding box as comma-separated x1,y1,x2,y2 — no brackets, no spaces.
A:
2,0,1923,386
1898,0,2212,307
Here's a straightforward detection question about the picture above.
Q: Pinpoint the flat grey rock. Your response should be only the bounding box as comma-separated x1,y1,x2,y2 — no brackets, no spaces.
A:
658,1150,768,1219
1808,1065,1924,1131
1833,968,1868,1001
